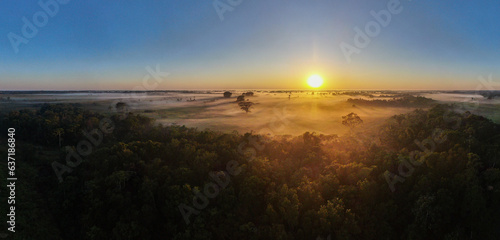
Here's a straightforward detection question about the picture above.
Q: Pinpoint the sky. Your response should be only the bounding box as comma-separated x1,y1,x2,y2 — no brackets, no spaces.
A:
1,0,499,90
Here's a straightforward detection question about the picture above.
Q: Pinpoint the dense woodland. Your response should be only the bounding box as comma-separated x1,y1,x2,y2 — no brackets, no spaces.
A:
347,95,435,107
0,104,499,239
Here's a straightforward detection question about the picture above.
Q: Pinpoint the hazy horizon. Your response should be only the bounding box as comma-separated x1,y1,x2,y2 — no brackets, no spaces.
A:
1,89,499,92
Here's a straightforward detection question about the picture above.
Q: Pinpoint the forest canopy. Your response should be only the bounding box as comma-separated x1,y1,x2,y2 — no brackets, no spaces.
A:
0,104,499,239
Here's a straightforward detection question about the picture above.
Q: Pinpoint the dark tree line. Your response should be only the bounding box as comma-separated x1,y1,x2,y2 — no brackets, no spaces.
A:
347,95,435,107
0,104,499,239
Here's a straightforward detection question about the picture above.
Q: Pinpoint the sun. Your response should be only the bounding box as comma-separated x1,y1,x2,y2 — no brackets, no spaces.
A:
307,74,324,88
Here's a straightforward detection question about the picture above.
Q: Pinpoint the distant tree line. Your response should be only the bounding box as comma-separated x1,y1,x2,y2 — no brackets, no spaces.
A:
347,95,435,107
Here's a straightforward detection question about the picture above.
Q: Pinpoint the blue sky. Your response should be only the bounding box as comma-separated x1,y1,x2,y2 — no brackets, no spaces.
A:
1,0,499,90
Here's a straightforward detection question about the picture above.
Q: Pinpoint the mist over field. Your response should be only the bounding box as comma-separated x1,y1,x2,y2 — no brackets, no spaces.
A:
2,90,499,136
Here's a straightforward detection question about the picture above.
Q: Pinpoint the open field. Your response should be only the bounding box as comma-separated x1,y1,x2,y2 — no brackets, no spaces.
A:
2,90,499,136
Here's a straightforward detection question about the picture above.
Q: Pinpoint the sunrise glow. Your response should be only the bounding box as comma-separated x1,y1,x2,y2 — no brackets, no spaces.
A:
307,75,324,88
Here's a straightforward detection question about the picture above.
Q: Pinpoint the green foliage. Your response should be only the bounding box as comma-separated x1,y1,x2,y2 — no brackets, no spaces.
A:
1,104,499,239
236,95,245,102
341,113,363,129
238,101,254,113
347,95,435,107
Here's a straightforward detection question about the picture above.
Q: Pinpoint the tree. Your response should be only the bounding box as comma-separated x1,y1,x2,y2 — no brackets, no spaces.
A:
53,128,64,147
238,101,254,113
342,112,363,129
237,95,245,102
115,102,130,114
317,198,360,239
223,91,232,98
